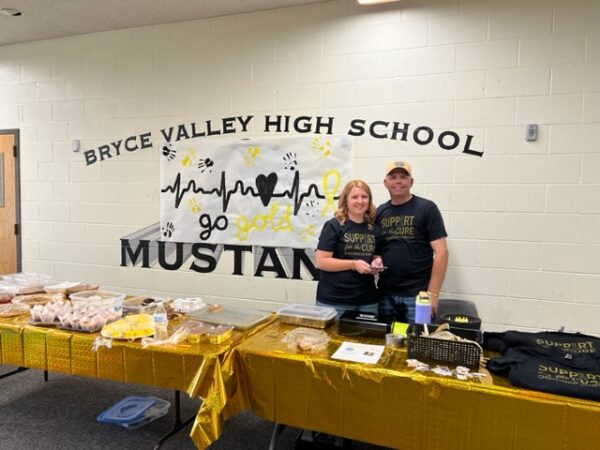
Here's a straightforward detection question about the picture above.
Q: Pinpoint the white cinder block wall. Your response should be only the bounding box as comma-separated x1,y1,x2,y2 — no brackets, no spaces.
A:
1,0,599,334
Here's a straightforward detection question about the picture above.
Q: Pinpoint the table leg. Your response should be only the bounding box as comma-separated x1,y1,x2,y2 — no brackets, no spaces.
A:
268,423,286,450
153,390,196,450
0,366,28,380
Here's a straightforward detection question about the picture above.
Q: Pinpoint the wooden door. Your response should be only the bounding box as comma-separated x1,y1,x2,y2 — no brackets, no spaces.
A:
0,133,18,274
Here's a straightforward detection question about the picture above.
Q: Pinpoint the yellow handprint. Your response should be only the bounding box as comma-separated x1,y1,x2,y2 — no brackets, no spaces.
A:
243,146,261,167
182,148,197,167
311,137,331,159
299,225,316,241
187,198,202,214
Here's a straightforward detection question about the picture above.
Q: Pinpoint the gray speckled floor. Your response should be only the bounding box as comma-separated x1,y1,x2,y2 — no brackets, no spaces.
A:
0,366,391,450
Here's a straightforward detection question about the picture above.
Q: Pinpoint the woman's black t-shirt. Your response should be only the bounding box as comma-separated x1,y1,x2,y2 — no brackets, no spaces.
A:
316,218,379,305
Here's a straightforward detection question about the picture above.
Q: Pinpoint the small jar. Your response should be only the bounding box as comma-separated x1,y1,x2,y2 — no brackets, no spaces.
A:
385,333,404,348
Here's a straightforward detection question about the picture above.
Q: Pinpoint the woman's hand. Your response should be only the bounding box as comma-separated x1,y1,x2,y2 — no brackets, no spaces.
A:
353,259,374,274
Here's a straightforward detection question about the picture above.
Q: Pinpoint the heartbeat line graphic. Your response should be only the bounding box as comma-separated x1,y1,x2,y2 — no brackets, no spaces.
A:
162,171,335,215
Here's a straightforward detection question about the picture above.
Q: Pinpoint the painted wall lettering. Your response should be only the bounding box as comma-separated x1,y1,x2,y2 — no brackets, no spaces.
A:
85,114,483,166
120,235,318,281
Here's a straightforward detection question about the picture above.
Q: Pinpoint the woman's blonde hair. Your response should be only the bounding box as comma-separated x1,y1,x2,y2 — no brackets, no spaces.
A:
334,180,377,228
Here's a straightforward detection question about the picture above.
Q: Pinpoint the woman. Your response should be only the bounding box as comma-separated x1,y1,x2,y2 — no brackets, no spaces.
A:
315,180,380,315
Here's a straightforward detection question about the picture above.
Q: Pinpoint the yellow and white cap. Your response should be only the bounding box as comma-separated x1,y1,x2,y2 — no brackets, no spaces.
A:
385,160,412,177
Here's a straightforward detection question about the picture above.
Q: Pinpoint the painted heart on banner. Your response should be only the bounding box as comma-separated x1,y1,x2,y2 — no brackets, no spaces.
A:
255,172,278,206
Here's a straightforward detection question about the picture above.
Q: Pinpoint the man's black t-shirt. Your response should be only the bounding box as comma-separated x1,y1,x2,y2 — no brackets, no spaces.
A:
316,218,379,305
375,195,447,296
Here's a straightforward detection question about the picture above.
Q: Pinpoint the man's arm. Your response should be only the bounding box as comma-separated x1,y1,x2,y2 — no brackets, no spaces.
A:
427,237,449,315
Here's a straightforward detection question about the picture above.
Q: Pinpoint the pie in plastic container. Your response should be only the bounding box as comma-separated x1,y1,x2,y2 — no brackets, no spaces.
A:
101,314,155,340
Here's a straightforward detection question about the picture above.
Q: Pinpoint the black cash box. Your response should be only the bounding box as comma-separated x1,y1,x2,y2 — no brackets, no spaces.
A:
337,311,393,338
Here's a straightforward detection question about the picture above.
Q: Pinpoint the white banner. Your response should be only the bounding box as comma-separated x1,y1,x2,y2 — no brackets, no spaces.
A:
160,135,352,248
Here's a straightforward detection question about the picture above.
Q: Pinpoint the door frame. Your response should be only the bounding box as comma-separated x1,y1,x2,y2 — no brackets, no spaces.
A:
0,128,21,272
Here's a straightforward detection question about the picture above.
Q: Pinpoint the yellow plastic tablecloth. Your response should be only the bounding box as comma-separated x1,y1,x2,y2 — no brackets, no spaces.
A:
228,321,600,450
4,315,600,450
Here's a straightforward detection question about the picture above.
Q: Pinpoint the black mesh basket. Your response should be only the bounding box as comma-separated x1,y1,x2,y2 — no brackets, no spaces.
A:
407,323,482,368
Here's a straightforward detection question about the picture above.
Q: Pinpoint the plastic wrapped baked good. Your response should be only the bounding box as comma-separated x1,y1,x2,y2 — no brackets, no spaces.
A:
0,286,16,303
282,327,330,353
173,320,212,344
171,297,207,314
205,325,233,344
12,293,64,306
0,303,29,317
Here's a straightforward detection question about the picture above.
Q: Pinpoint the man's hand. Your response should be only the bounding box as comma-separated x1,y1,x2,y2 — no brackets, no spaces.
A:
370,256,386,273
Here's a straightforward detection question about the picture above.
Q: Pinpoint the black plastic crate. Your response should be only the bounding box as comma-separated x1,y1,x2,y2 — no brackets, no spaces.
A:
407,323,482,368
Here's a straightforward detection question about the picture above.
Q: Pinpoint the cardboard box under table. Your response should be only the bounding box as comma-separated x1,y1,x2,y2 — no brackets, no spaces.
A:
226,320,600,450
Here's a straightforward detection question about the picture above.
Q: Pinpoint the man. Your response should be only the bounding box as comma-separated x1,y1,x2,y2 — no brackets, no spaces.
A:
371,160,449,322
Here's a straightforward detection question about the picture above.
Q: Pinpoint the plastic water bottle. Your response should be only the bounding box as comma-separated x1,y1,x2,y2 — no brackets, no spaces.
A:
153,302,169,340
414,291,432,324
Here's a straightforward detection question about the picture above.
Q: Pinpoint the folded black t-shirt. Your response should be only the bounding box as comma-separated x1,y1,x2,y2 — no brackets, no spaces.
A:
484,330,600,356
487,346,600,401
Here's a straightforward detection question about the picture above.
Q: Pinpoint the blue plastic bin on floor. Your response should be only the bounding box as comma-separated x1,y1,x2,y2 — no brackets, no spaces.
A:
97,396,171,430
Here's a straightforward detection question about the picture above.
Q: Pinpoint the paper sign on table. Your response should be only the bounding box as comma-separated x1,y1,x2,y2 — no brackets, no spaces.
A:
331,341,385,364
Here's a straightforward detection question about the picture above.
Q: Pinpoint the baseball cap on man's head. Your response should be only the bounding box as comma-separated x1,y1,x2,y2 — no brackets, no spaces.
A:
385,160,412,177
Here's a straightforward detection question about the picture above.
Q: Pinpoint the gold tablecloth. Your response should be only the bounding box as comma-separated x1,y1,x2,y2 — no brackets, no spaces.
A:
231,321,600,450
0,314,273,449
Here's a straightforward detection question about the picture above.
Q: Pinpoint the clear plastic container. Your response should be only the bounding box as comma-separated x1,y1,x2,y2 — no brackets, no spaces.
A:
188,305,271,330
122,297,157,315
70,290,125,309
0,272,54,295
278,304,337,329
